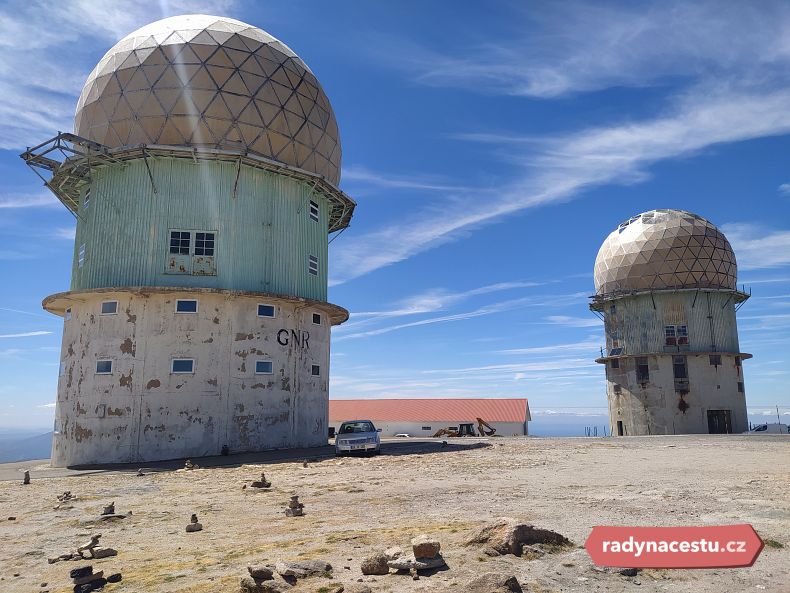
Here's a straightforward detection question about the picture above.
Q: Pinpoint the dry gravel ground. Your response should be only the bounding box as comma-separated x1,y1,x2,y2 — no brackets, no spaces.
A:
0,435,788,593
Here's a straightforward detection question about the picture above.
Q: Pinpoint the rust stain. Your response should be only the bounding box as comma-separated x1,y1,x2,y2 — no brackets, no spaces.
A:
213,316,220,324
119,337,136,356
239,362,246,372
76,401,87,416
74,423,92,442
146,378,161,389
251,383,266,389
67,344,75,356
235,349,249,358
125,308,137,323
235,333,254,341
203,336,214,343
119,371,133,388
107,407,125,417
89,314,95,324
281,376,291,391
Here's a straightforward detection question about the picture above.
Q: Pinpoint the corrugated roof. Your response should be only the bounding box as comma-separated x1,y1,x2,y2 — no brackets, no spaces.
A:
329,398,529,423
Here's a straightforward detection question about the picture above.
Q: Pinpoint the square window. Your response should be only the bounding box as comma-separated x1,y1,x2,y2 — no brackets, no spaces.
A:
169,231,190,255
311,364,320,376
312,313,321,325
78,244,86,268
64,308,72,321
665,325,676,337
194,232,215,256
96,360,113,374
175,299,198,313
709,355,722,366
171,359,194,374
636,357,650,382
610,358,620,369
255,360,273,374
308,255,318,275
309,200,319,222
422,426,432,431
673,356,688,379
100,301,118,315
257,304,275,318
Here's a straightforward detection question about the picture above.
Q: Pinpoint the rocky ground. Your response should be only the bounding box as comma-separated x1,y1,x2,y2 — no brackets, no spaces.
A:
0,435,788,593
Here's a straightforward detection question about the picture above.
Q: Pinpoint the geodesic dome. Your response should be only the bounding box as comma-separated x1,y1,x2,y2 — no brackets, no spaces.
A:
74,14,341,185
594,209,737,296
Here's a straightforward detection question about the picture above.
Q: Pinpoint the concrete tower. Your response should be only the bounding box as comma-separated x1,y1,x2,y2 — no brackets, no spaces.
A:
590,210,750,436
21,15,355,466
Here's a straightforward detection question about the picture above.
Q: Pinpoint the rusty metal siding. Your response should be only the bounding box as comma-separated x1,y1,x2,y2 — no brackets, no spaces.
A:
71,157,328,301
604,291,740,355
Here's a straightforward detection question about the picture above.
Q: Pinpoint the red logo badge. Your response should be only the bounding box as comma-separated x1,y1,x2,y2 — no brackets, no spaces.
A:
585,525,763,568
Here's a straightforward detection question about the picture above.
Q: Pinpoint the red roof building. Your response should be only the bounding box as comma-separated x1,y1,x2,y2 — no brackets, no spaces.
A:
329,398,530,436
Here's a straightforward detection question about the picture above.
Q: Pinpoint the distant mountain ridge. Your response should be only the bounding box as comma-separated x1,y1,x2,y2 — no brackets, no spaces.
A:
0,431,53,463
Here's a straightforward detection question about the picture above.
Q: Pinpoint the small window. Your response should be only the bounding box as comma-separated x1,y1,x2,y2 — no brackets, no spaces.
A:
610,359,620,369
194,232,215,256
737,381,744,393
312,313,321,325
64,308,72,321
709,355,722,366
613,384,622,395
677,325,689,345
309,200,319,222
96,360,113,374
636,357,649,382
175,299,198,313
78,244,86,268
665,325,676,345
257,304,275,318
100,301,118,315
83,187,90,209
308,255,318,275
311,364,320,376
255,360,273,374
421,426,432,431
171,359,194,374
169,231,190,255
673,355,688,379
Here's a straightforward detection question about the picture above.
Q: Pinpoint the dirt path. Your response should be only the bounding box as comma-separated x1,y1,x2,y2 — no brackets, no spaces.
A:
0,435,788,592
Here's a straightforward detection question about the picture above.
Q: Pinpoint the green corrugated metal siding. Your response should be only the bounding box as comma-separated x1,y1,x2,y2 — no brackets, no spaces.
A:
72,157,328,301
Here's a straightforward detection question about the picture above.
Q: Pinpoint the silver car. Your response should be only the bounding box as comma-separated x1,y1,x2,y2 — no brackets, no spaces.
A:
335,420,381,456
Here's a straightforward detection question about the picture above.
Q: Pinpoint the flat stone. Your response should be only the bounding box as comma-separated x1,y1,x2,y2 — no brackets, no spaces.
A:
240,576,291,592
106,573,122,583
466,573,523,593
73,570,103,585
275,559,332,579
247,565,275,580
360,553,389,575
69,567,93,579
411,535,441,559
73,579,107,593
387,554,446,571
186,523,203,532
91,547,118,559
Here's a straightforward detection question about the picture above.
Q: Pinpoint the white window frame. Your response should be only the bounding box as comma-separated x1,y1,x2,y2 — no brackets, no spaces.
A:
78,244,86,268
83,187,91,210
257,303,276,318
309,200,319,222
64,307,72,321
171,358,195,374
312,312,321,325
175,299,198,314
100,300,118,315
96,359,113,375
311,364,320,376
308,255,318,276
255,360,273,375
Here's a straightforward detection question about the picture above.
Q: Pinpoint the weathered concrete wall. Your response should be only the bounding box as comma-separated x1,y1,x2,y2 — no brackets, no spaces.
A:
328,420,527,437
47,288,344,466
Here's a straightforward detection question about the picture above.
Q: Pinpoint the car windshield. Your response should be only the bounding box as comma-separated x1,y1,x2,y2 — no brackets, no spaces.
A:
339,421,375,434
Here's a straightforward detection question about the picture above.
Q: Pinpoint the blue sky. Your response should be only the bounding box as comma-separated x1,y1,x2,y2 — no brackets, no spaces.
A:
1,0,789,430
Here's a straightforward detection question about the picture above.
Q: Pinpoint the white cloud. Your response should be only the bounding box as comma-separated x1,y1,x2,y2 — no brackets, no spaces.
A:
0,194,59,209
498,338,602,356
53,227,76,240
779,183,790,195
36,402,56,409
343,165,472,193
0,331,53,338
720,223,790,270
544,315,601,328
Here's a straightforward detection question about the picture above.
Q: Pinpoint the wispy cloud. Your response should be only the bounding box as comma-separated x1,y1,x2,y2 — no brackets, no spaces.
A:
779,183,790,195
0,194,59,209
343,165,472,193
53,227,76,240
0,331,53,339
544,315,601,328
721,223,790,271
498,337,602,356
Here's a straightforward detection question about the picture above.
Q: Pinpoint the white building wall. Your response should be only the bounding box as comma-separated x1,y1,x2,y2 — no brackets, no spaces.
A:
329,420,527,437
48,289,341,466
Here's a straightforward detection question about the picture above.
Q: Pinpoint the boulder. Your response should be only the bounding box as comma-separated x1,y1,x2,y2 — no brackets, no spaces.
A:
185,523,203,533
360,552,389,575
411,535,441,559
275,559,332,579
106,573,122,583
240,576,291,592
69,567,93,579
248,565,275,580
387,554,446,571
466,573,523,593
91,547,118,559
466,518,570,556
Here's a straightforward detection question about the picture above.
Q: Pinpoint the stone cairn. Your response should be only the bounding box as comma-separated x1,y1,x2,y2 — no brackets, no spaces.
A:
386,535,446,575
101,502,115,516
250,472,272,489
186,513,203,532
285,495,304,517
70,565,121,592
23,470,30,485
